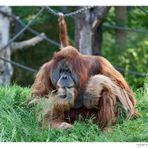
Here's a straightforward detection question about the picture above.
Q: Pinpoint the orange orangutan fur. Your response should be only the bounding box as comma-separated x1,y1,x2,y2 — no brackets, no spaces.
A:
83,75,140,128
59,13,69,48
30,15,140,130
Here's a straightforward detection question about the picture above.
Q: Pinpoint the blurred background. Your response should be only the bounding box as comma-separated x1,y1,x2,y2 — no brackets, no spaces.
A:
0,6,147,88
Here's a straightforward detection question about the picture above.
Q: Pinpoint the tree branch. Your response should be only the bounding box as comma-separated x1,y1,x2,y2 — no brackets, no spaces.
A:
92,7,111,32
11,33,45,51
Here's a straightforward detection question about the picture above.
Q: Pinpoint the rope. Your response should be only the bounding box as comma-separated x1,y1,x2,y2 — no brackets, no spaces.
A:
16,18,60,47
46,6,95,17
137,6,148,15
0,7,45,54
0,56,37,73
116,67,147,77
103,24,148,34
0,55,146,77
0,9,60,47
0,7,59,75
0,6,147,78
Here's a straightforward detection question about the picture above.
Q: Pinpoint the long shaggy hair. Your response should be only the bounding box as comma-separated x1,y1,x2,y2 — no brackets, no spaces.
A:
29,15,140,131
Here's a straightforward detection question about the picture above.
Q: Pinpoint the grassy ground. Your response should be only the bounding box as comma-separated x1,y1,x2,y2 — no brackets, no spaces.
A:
0,84,148,142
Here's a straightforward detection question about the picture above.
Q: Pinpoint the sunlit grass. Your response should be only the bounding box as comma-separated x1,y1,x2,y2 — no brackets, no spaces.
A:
0,84,147,142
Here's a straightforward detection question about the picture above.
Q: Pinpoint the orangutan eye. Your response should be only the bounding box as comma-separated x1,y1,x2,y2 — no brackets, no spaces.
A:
65,69,71,73
60,69,64,73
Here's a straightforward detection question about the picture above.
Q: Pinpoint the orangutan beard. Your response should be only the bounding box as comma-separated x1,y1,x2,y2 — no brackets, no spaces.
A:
53,87,77,109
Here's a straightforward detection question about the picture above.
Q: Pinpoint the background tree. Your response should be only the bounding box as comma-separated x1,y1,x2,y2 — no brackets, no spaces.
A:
75,6,110,55
0,7,12,85
0,6,147,87
0,6,45,86
115,6,128,55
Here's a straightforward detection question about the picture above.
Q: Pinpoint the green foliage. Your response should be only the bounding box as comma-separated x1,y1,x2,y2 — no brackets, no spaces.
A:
103,7,148,87
11,7,75,86
128,7,148,29
0,82,148,142
10,6,148,88
102,31,148,87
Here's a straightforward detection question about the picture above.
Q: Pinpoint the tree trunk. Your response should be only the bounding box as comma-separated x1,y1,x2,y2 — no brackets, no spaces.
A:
0,6,13,86
74,10,93,55
75,6,110,55
92,22,103,55
115,6,128,54
0,7,45,86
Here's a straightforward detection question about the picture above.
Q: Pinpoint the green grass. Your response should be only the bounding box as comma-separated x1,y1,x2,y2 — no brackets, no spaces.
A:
0,84,148,142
